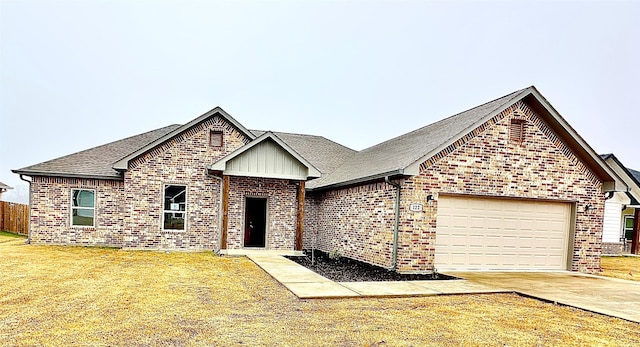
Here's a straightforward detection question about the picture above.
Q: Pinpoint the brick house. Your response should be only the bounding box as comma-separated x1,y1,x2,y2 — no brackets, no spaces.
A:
600,154,640,255
14,86,626,273
0,181,12,200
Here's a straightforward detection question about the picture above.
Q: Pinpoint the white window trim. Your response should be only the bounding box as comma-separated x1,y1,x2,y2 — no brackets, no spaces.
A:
162,184,187,232
70,188,96,228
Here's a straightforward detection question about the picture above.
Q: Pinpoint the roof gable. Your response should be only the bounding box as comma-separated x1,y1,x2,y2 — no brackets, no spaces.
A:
601,154,640,203
209,132,322,180
113,107,254,171
307,88,527,189
250,130,356,175
309,86,626,192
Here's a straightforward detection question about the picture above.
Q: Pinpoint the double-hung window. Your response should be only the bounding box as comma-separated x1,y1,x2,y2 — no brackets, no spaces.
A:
71,189,95,226
163,185,187,230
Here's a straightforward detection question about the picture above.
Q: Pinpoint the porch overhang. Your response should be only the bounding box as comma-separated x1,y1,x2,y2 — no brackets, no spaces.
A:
208,131,321,181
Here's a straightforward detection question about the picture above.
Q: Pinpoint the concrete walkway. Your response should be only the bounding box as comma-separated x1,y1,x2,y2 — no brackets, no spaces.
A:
248,255,640,323
450,272,640,323
248,255,506,299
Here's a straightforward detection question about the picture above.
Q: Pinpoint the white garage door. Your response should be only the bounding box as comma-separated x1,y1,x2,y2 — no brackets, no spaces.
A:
435,196,571,271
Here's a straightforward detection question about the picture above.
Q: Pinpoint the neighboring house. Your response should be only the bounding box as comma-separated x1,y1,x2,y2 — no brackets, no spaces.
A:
600,154,640,254
0,181,12,200
13,86,626,273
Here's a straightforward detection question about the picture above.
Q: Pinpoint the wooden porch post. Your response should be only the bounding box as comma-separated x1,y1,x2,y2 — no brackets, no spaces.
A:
632,208,640,255
295,181,305,251
221,175,229,250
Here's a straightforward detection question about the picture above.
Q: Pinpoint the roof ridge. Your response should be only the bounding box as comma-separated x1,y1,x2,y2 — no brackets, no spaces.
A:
250,129,357,152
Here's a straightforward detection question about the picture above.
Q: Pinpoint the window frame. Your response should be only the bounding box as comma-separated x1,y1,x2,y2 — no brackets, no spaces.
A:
162,184,187,231
70,188,96,227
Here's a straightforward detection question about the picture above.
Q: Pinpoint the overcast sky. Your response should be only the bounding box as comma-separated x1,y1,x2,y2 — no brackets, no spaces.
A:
1,0,639,203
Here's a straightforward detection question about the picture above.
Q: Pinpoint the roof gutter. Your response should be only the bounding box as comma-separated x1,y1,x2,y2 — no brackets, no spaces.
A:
18,174,31,244
385,176,401,271
11,170,124,181
309,169,407,192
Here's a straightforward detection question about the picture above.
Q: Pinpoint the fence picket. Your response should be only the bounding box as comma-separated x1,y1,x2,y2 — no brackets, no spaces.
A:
0,201,29,235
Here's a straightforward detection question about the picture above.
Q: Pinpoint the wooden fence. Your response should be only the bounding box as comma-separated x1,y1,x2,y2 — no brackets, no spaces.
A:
0,201,29,235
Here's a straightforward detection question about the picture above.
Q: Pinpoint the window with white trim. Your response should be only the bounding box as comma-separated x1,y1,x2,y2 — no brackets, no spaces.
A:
71,189,95,226
163,184,186,230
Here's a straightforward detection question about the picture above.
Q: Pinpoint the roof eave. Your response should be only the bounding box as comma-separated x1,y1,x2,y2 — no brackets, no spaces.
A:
12,169,123,181
403,86,627,193
602,154,640,201
208,131,323,179
524,89,627,192
113,107,255,171
308,169,408,191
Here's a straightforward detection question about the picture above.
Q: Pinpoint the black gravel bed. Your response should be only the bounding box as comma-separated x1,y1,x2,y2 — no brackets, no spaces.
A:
286,250,459,282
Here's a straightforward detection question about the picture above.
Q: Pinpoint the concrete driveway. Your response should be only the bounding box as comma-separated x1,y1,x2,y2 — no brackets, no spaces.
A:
448,272,640,323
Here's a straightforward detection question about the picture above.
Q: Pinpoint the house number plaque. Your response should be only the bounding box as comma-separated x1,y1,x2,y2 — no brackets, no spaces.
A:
409,203,423,212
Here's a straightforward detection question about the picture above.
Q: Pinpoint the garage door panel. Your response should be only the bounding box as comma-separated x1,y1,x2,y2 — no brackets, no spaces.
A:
435,196,571,271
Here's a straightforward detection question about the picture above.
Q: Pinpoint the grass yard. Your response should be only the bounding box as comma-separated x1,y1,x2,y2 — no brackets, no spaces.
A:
0,230,25,239
601,255,640,282
1,234,639,346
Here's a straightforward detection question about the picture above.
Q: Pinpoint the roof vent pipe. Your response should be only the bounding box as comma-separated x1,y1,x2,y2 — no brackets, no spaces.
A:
385,176,401,271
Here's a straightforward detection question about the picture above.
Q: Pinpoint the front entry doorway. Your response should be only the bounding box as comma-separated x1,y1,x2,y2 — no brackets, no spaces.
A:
244,197,267,247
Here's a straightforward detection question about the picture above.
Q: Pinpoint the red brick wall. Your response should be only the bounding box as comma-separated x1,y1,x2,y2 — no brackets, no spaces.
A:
29,177,124,246
311,101,605,273
121,116,250,250
307,182,397,267
28,115,303,251
227,176,299,250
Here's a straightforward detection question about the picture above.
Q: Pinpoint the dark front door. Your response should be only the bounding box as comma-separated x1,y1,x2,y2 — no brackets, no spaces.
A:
244,197,267,247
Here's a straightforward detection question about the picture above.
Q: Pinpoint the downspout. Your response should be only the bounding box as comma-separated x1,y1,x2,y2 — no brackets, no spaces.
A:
385,176,401,271
19,174,31,244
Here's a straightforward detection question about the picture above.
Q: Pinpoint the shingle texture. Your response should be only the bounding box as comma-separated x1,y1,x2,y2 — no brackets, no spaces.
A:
14,88,525,187
15,125,181,179
250,130,356,175
306,88,526,189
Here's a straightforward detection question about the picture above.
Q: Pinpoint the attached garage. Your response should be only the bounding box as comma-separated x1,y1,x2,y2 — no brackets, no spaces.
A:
435,195,573,271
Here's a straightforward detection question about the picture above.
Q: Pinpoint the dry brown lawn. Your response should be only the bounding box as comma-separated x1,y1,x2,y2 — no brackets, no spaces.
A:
1,233,639,346
601,255,640,282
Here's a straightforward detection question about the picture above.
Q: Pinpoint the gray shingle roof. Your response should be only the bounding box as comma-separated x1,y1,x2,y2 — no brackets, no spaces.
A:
630,169,640,183
307,88,527,189
14,125,181,179
16,86,617,191
250,130,356,175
